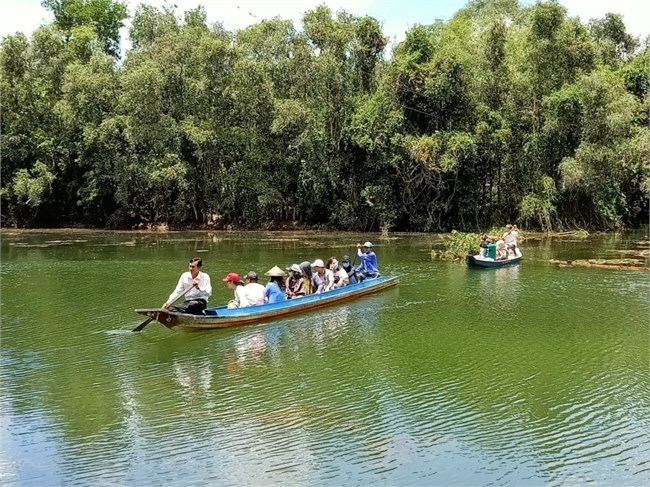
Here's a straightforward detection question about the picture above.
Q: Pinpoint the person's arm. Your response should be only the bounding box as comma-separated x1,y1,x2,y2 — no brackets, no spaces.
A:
229,289,239,307
286,279,295,298
315,275,325,294
199,272,212,296
163,274,187,309
237,286,248,307
356,252,368,272
340,269,349,285
264,283,271,302
325,271,335,291
295,278,307,296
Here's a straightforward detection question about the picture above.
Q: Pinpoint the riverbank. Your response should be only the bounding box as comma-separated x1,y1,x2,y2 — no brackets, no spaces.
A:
1,226,646,238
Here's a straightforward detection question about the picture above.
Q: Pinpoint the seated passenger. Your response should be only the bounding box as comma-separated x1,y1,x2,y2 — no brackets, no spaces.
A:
495,240,508,260
324,256,337,291
479,235,493,258
264,266,287,304
286,263,307,299
299,261,315,294
341,255,357,284
222,272,247,308
242,271,265,306
311,259,331,294
329,259,348,289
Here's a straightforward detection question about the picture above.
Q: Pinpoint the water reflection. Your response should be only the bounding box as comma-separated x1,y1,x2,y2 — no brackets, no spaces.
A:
310,307,353,352
474,264,522,311
173,357,213,395
226,330,269,372
222,298,380,372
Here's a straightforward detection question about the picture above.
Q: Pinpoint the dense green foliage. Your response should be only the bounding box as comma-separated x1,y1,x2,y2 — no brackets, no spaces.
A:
438,230,482,260
1,0,648,230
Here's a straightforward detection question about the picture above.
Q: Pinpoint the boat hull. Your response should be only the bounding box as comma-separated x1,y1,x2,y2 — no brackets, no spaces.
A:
135,275,399,331
466,254,522,268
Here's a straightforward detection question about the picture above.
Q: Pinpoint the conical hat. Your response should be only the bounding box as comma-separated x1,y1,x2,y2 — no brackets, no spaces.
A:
264,265,287,277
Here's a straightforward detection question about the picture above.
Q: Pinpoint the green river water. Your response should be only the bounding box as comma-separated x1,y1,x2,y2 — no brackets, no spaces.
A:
1,230,648,486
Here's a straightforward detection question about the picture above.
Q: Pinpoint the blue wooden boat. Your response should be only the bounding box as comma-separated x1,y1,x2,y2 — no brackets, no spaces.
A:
135,275,399,331
466,253,522,268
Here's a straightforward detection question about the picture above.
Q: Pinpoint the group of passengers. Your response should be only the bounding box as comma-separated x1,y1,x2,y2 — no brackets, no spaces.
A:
479,224,520,260
223,241,380,308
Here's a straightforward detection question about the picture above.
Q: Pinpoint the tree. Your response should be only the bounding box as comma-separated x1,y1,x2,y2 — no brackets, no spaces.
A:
2,0,648,230
42,0,128,57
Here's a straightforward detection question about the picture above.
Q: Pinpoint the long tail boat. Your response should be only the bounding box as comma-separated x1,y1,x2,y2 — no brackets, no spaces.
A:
134,275,399,331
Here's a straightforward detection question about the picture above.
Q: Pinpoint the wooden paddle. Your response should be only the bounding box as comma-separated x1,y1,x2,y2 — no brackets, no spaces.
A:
132,281,197,332
132,316,154,332
349,243,360,281
351,244,360,268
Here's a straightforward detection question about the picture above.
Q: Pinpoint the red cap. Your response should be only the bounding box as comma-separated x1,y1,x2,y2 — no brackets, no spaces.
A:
222,272,240,282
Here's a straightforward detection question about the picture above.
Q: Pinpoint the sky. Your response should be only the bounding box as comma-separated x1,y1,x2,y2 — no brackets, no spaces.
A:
1,0,649,53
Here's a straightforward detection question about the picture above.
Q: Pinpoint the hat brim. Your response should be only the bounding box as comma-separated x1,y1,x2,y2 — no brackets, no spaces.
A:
264,265,287,277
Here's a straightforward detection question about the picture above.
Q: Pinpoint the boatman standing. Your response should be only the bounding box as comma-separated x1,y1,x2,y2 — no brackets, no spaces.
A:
355,241,379,281
162,257,212,314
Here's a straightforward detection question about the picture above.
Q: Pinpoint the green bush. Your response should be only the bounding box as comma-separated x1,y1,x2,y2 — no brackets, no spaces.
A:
438,230,481,261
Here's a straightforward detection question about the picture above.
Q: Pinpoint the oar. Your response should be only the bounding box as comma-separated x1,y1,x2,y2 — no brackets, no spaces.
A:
132,282,196,332
132,317,154,332
351,244,360,268
350,244,360,279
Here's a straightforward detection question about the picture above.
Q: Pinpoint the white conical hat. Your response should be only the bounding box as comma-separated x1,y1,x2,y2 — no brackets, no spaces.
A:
264,265,287,277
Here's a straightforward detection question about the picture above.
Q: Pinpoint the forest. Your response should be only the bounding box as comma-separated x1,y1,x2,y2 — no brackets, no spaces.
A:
1,0,648,231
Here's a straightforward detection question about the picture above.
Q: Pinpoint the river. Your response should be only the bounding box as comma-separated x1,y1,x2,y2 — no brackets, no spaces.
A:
1,230,648,486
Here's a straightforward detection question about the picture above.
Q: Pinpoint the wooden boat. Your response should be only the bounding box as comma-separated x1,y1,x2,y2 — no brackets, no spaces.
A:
466,253,522,268
135,275,399,331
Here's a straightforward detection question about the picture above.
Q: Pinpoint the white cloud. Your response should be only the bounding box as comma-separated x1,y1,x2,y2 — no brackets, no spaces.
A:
0,0,53,39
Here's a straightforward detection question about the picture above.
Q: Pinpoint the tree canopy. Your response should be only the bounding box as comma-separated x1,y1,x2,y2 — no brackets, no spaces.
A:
2,0,648,231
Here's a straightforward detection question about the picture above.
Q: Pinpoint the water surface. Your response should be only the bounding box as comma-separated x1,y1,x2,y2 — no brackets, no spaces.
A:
1,230,648,486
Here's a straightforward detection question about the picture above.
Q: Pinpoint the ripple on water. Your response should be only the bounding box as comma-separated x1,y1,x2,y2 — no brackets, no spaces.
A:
1,231,649,486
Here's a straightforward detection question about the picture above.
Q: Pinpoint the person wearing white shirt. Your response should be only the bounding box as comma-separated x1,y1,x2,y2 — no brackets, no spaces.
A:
162,257,212,314
223,272,248,308
502,224,519,256
328,259,348,289
311,259,330,293
242,271,266,306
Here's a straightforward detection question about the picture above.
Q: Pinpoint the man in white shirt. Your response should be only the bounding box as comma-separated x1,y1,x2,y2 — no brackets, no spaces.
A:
162,257,212,314
242,271,265,306
502,224,519,255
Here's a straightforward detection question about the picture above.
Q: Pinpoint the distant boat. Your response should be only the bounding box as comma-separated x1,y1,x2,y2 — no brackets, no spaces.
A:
466,252,522,268
135,275,399,331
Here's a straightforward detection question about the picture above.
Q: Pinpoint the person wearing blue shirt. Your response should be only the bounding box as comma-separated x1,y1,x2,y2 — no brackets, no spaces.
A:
356,241,379,281
264,265,288,304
